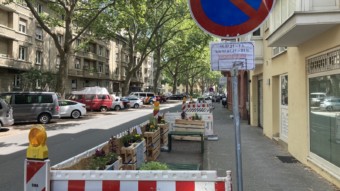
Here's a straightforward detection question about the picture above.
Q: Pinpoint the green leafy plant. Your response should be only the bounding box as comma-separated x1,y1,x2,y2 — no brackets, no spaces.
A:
146,117,158,132
192,113,201,120
121,134,134,147
88,149,118,170
139,161,169,170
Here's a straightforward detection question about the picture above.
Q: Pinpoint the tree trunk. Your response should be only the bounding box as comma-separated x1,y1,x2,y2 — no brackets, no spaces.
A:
56,53,68,98
122,72,132,96
153,48,161,94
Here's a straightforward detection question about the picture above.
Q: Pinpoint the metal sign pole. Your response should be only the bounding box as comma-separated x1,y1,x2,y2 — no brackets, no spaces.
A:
231,65,243,191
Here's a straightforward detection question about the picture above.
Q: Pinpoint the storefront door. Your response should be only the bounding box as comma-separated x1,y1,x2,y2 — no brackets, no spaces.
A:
280,75,288,142
258,79,263,128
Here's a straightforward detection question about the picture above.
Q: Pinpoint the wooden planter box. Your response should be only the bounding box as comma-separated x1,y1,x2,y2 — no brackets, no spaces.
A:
173,119,205,141
105,157,123,170
159,123,169,147
143,128,161,161
120,140,145,169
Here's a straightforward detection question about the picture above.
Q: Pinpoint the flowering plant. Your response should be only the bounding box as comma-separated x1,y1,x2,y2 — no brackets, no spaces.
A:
146,117,158,132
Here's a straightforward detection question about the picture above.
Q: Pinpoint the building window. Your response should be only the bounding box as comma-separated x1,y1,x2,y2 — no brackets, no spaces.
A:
36,51,42,65
252,28,261,36
56,56,60,68
19,18,27,33
35,27,43,40
106,49,109,58
98,62,103,73
308,49,340,171
83,60,89,70
98,46,103,56
105,65,109,75
75,58,81,69
14,74,21,87
115,67,119,75
37,3,43,13
71,79,77,89
19,46,27,61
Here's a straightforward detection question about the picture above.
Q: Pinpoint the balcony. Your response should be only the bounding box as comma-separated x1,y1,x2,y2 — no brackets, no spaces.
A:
0,25,16,40
267,11,340,47
0,56,32,70
75,51,108,62
68,69,83,77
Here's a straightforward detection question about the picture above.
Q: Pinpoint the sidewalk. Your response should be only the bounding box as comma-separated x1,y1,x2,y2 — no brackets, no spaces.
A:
159,103,339,191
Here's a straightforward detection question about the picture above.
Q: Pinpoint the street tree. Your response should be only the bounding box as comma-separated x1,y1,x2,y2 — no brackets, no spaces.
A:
6,0,116,97
93,0,187,95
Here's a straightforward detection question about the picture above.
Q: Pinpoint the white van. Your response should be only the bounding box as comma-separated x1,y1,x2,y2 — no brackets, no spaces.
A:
129,92,155,100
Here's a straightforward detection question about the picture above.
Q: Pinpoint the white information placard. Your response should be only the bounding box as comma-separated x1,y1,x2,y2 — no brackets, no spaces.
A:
210,41,254,71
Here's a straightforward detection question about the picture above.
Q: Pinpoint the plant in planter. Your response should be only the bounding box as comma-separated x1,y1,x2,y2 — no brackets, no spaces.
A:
157,114,166,124
121,134,134,147
139,161,169,170
88,149,118,170
192,113,202,120
145,117,158,132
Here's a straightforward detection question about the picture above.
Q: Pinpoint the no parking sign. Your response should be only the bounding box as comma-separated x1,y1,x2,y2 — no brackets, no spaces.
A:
189,0,275,37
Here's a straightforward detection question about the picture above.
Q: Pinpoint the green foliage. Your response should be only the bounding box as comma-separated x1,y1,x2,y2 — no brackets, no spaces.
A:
20,67,57,91
192,113,201,120
139,161,169,170
146,117,158,132
88,151,118,170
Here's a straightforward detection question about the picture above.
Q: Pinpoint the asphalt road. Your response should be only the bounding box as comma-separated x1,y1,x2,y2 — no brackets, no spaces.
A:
0,102,181,191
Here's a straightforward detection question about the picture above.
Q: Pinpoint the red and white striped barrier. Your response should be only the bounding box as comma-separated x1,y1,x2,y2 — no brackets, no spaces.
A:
50,170,232,191
25,159,50,191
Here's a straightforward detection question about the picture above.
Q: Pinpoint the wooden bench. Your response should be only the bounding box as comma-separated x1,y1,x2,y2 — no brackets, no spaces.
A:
168,131,204,153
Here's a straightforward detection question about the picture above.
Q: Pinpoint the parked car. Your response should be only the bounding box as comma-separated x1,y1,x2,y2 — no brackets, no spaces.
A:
155,95,168,103
310,92,327,106
0,92,60,124
120,97,130,109
68,94,112,112
197,96,212,105
111,97,125,111
125,96,143,108
0,98,14,128
58,100,86,119
320,97,340,111
168,94,186,100
143,96,156,104
129,92,155,102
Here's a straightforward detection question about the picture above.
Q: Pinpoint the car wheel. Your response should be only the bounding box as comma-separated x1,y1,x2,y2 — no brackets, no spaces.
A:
326,106,333,111
71,110,81,119
114,105,121,111
134,104,139,108
100,106,108,112
38,113,51,124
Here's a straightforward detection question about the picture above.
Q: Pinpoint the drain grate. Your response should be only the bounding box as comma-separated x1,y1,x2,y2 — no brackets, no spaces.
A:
276,156,299,163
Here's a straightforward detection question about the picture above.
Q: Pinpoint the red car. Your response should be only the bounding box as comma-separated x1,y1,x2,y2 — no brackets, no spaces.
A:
155,95,167,103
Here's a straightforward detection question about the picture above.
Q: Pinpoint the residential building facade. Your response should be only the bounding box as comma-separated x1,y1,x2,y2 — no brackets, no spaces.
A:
237,0,340,187
0,1,154,96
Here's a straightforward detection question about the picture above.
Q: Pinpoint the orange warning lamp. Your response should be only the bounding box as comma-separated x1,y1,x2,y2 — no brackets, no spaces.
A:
27,125,48,160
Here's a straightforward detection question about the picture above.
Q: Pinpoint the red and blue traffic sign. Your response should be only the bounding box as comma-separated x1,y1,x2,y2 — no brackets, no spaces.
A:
189,0,275,38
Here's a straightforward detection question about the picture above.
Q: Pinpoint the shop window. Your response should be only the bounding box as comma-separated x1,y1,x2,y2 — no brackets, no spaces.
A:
308,49,340,169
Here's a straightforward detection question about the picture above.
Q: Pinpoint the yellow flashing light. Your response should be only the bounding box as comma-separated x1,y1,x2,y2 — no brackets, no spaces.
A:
27,125,48,160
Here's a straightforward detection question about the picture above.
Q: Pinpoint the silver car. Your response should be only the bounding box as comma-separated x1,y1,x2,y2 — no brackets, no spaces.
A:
0,98,14,128
0,92,60,124
320,97,340,111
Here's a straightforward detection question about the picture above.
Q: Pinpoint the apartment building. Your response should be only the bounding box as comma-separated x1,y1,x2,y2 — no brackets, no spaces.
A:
0,1,153,96
239,0,340,187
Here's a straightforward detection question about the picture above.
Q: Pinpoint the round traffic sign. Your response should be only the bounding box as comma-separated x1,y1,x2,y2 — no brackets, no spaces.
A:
189,0,275,38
